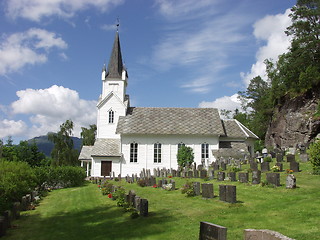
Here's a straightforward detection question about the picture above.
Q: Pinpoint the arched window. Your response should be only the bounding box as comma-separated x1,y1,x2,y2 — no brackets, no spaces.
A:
108,110,114,123
154,143,162,163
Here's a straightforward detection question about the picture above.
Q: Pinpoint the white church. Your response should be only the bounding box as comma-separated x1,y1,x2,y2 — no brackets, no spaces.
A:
79,31,258,177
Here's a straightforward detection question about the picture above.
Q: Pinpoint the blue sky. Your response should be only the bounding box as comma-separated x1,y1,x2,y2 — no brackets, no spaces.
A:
0,0,295,142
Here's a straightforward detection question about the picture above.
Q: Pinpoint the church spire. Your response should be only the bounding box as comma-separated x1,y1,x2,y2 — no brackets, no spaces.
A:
106,31,124,79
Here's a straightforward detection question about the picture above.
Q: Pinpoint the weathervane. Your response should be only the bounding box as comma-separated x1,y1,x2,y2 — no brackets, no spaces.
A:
116,17,120,32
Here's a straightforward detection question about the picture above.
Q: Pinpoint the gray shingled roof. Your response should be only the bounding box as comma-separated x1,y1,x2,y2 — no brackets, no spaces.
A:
78,146,94,160
213,141,249,158
221,119,258,139
106,31,124,79
116,107,224,136
91,138,121,157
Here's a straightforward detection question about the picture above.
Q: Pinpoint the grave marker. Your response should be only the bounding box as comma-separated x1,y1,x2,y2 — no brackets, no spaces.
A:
201,183,214,199
238,172,249,183
194,182,201,196
266,173,280,186
286,174,296,189
290,161,300,172
228,172,236,182
252,170,261,185
199,222,227,240
140,199,148,217
217,172,225,181
261,162,270,172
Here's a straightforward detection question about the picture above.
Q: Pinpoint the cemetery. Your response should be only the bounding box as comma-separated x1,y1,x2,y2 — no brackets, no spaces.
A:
1,154,319,240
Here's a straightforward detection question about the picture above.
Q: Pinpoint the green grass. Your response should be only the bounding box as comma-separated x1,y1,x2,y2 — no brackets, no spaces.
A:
3,162,320,240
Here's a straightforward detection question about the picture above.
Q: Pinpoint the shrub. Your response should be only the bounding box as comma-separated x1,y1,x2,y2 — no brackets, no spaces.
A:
307,139,320,174
101,182,113,195
137,179,148,187
181,181,195,197
0,160,37,213
113,186,126,207
264,156,272,162
177,146,194,168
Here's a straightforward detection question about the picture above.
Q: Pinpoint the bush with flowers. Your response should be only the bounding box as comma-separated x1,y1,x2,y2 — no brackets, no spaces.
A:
271,165,280,172
181,181,195,197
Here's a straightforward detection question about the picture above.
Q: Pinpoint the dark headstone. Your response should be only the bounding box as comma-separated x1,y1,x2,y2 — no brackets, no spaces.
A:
228,172,236,182
21,196,28,211
194,182,201,196
200,170,207,179
221,162,226,171
226,185,236,203
250,161,258,171
0,216,6,237
188,171,194,178
275,162,283,172
238,172,249,183
170,180,176,190
128,190,136,207
217,172,225,181
286,154,295,162
219,185,226,202
290,161,300,172
12,202,21,219
213,163,220,171
276,153,283,162
286,174,296,189
158,179,163,188
139,199,148,217
199,221,227,240
194,169,199,178
3,211,11,229
270,151,276,158
261,162,270,172
201,183,214,199
266,172,280,186
252,170,261,185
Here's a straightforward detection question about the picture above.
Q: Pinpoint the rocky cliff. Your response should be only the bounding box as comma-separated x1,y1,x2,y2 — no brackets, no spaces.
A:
265,88,320,148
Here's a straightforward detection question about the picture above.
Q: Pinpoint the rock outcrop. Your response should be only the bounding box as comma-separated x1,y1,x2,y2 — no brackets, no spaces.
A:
265,88,320,148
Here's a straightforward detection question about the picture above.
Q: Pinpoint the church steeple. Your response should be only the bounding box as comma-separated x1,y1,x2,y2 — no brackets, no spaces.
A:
106,31,124,79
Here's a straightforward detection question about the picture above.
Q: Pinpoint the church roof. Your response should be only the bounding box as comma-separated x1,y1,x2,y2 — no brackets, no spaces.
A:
213,141,249,158
221,119,258,139
78,146,94,160
91,138,121,157
116,107,224,136
106,31,124,79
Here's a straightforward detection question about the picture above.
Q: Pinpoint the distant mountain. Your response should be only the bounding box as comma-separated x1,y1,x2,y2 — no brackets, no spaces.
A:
28,135,82,157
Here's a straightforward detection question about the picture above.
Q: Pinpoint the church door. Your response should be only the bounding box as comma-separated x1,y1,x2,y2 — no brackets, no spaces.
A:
101,161,112,176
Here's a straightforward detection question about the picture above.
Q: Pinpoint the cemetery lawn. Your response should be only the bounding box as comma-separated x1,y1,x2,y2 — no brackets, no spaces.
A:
3,162,320,240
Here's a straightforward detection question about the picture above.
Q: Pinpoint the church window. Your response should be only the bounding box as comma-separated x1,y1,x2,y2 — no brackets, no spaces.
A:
130,142,138,163
201,143,209,159
109,110,114,123
154,143,162,163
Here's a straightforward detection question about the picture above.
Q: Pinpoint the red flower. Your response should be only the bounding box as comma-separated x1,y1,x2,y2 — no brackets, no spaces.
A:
98,185,101,188
168,176,172,178
108,193,112,198
153,184,157,188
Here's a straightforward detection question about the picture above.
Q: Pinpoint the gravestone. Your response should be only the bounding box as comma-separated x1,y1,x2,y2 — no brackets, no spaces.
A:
12,202,21,219
199,221,227,240
172,170,177,177
300,153,309,162
228,172,236,182
252,170,261,185
244,229,295,240
286,154,295,162
290,161,300,172
250,161,258,171
219,185,227,202
276,154,283,162
275,162,283,172
261,162,270,172
266,173,280,186
200,170,207,179
3,211,11,229
286,174,296,189
217,172,225,181
208,170,214,180
194,169,199,178
128,190,136,207
201,183,214,199
150,176,156,186
213,163,220,171
221,162,227,171
139,199,148,217
226,185,236,203
238,172,249,183
0,216,6,237
188,171,194,178
170,180,176,190
193,182,201,196
158,179,163,188
134,196,141,210
21,196,28,211
270,151,276,158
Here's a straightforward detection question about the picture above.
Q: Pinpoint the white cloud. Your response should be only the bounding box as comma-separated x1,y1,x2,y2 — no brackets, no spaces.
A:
5,0,125,22
101,24,117,32
9,85,97,139
199,93,241,112
0,119,28,139
0,28,67,76
241,9,292,86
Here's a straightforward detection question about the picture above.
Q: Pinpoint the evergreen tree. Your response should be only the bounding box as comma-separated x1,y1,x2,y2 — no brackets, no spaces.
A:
81,124,97,146
177,146,194,168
